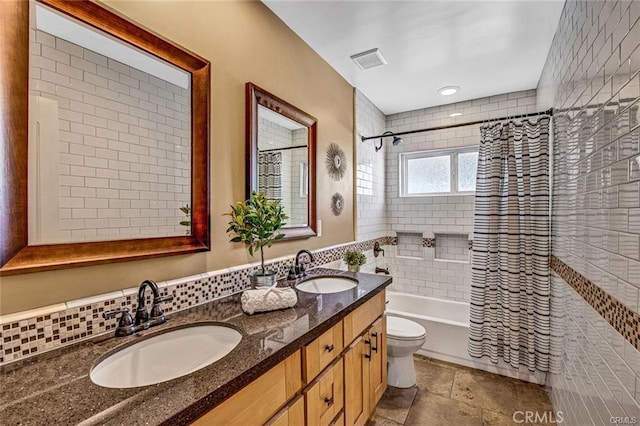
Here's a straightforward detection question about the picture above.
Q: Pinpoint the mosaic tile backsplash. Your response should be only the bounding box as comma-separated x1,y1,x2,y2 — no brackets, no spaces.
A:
0,237,393,365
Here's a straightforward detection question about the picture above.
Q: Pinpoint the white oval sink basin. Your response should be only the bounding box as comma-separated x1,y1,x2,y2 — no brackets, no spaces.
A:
90,324,242,388
296,277,357,294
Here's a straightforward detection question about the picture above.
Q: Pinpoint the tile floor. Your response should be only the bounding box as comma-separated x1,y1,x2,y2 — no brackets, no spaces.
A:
369,356,554,426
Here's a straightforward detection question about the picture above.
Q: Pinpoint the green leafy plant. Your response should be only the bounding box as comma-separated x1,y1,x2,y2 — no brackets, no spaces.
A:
343,249,367,266
225,192,288,275
179,204,191,235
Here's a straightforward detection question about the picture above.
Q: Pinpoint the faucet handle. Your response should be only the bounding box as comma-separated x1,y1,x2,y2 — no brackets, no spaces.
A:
103,307,129,320
103,308,137,337
287,266,299,280
149,294,173,324
154,294,173,304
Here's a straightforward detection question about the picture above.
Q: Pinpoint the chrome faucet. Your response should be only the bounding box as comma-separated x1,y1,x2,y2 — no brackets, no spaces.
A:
288,249,315,279
103,279,173,337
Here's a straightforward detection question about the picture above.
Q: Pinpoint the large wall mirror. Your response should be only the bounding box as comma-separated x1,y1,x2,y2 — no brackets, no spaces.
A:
0,0,210,275
246,83,317,240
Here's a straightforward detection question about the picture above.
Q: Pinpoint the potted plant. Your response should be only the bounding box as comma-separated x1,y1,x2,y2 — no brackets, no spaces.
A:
226,192,288,287
344,249,367,272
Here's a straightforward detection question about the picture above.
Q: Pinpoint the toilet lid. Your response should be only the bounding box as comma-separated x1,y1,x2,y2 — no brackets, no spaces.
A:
387,316,426,340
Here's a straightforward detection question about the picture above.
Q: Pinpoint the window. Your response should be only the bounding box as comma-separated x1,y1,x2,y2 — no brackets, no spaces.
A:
400,148,478,196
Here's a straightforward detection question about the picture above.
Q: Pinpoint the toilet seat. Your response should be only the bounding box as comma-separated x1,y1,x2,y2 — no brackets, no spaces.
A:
387,316,426,341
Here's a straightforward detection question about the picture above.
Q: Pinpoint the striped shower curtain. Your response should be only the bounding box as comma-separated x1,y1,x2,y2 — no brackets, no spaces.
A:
468,117,551,372
258,151,282,201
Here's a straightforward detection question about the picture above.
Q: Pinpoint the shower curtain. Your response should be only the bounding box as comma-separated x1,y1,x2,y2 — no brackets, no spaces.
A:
258,151,282,201
468,117,551,373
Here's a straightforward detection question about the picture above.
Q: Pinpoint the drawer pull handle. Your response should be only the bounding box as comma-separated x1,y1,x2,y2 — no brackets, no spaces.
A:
371,332,378,353
325,344,334,352
365,339,372,359
324,396,334,407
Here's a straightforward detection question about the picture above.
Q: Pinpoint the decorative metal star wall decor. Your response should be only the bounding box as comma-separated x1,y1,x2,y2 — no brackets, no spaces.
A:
331,193,345,216
326,143,346,181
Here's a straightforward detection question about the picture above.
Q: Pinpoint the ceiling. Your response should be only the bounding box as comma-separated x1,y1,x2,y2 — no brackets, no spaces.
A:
262,0,565,115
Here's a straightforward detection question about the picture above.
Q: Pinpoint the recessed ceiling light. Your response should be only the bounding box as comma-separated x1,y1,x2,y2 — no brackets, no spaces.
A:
449,112,463,117
438,86,460,96
350,48,387,70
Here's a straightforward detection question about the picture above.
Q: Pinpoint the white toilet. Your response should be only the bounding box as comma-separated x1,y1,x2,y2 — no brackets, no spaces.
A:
386,316,427,388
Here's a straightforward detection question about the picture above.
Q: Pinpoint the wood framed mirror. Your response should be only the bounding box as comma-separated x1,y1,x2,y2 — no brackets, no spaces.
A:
246,83,317,240
0,0,210,275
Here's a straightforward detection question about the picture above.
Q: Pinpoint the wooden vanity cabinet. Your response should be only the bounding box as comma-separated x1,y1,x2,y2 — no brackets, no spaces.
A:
191,289,387,426
192,351,302,426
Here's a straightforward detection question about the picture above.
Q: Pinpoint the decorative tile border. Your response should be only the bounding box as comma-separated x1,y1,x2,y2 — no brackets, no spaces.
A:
0,237,391,365
550,256,640,351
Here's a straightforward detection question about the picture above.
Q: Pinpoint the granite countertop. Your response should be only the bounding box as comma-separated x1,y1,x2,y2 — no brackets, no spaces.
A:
0,268,391,425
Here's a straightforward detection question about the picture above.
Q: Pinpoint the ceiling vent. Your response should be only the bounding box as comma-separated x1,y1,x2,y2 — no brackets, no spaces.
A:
350,48,387,70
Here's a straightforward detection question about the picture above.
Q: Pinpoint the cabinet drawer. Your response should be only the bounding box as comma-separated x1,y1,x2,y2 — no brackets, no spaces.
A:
304,358,344,426
192,351,302,426
303,321,343,383
266,395,305,426
343,290,385,345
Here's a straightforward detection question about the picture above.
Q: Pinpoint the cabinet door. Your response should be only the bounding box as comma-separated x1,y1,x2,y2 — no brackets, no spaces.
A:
343,335,369,426
368,315,387,408
192,351,301,426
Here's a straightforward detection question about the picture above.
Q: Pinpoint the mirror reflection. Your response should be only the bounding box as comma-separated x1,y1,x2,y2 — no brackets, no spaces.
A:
246,82,317,240
257,105,308,228
28,2,192,244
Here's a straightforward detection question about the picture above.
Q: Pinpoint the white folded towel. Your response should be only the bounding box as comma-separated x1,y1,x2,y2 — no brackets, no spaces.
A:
241,287,298,315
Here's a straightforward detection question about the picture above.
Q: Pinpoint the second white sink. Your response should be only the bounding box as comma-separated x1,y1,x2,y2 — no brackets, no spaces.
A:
90,324,242,388
296,277,358,294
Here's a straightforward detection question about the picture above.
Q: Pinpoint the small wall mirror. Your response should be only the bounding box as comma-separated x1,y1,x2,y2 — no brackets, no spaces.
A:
246,83,317,239
0,0,210,274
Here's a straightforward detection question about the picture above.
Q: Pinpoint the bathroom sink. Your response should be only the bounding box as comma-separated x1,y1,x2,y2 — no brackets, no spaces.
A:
296,277,358,294
90,324,242,388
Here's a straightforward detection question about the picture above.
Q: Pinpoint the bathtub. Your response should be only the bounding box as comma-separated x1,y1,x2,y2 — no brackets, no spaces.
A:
385,291,547,384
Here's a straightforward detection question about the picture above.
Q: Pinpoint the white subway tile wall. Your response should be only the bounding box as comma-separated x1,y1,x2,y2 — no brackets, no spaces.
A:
356,90,388,241
30,29,191,242
396,232,424,259
381,90,537,302
434,233,470,263
539,0,640,422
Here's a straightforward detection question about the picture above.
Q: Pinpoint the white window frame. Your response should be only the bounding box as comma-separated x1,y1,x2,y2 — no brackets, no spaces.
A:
399,147,478,197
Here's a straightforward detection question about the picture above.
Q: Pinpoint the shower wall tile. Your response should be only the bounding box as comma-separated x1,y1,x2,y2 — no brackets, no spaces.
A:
383,90,537,303
538,0,640,422
356,90,388,241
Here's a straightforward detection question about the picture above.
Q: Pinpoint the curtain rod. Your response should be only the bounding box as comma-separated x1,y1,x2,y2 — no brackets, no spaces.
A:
259,144,308,153
361,108,553,142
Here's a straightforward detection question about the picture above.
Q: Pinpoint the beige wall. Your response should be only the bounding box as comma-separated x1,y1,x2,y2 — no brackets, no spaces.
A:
0,0,355,315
